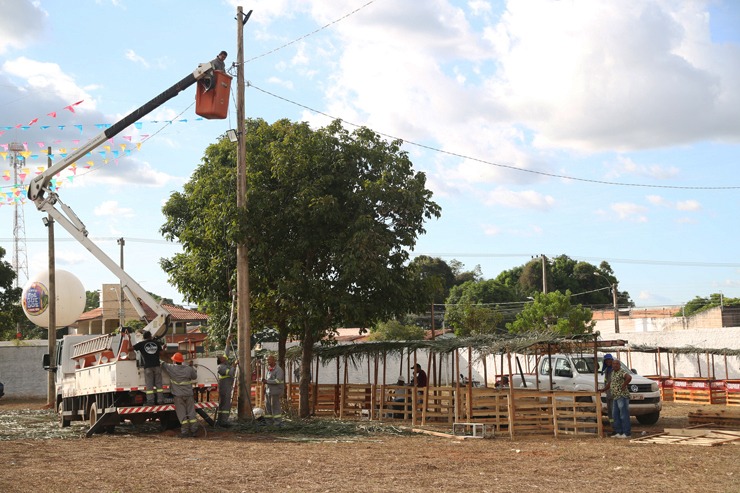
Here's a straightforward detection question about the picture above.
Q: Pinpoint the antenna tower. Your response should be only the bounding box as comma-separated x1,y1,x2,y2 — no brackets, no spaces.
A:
8,142,29,288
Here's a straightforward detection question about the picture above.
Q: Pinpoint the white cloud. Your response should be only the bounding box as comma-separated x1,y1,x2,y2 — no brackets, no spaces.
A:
607,156,680,181
125,49,150,68
676,199,701,211
94,200,135,218
646,194,701,211
267,76,294,90
3,57,94,108
0,0,47,54
483,187,555,210
611,202,648,222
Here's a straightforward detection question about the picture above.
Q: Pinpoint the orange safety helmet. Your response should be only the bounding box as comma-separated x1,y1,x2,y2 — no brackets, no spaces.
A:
171,352,184,364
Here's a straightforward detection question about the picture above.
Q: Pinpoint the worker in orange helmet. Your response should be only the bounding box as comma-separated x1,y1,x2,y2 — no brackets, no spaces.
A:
161,352,199,438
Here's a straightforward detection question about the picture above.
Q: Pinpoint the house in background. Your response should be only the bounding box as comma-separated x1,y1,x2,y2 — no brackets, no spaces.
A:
75,283,208,336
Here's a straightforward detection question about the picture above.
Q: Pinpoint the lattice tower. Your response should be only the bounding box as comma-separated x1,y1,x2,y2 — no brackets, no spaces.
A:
8,142,29,288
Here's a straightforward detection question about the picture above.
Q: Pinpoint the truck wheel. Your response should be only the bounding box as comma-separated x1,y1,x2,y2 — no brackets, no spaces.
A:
59,402,70,428
89,403,100,429
636,412,660,425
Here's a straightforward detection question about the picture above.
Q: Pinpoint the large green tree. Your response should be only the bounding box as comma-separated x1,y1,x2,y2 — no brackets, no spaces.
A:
0,246,24,340
161,118,439,417
506,291,595,335
498,255,633,309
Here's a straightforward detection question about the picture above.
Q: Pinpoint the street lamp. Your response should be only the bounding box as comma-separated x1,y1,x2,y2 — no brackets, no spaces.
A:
594,272,620,333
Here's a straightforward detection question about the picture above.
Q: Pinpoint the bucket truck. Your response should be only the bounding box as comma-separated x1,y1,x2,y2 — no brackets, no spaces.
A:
33,59,232,435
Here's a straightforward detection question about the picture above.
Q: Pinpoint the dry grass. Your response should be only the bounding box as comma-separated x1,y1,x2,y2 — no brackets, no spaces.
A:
0,399,738,493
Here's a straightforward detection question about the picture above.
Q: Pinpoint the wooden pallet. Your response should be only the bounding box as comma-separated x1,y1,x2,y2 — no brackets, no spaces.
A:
688,408,740,429
632,428,740,446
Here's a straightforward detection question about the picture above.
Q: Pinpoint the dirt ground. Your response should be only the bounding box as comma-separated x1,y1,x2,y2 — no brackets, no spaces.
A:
0,399,738,493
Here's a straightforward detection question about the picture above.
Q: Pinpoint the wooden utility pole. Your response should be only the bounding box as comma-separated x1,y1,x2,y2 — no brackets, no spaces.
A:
235,6,253,419
612,282,620,333
541,254,548,294
46,147,56,408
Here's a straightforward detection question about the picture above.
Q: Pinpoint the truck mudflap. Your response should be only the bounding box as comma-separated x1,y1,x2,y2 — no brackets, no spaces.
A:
86,402,218,437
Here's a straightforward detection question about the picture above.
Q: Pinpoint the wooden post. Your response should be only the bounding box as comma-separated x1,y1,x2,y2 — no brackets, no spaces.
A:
455,349,461,422
412,350,418,425
725,355,729,380
697,353,702,378
467,346,473,421
506,349,514,439
312,354,320,415
706,352,711,380
482,354,488,387
372,354,378,419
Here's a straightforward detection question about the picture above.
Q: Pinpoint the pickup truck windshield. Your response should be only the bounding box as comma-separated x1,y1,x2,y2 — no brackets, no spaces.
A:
572,357,629,374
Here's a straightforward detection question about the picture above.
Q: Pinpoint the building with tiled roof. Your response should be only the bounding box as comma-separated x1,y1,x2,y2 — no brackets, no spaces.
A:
75,283,208,336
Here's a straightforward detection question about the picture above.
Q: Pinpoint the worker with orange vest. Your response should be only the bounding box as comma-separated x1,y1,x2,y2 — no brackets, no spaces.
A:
162,352,199,438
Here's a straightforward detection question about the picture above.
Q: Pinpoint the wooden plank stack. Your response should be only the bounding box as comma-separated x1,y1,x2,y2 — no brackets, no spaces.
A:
688,408,740,429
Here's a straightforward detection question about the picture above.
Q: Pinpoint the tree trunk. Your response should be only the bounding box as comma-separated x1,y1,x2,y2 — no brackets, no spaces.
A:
299,322,315,418
278,322,288,371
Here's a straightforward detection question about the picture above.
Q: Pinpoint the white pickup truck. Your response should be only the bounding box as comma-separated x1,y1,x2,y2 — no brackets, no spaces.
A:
513,353,662,425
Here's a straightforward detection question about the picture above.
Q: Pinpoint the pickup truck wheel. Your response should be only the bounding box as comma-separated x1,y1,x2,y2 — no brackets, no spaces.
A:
636,411,660,425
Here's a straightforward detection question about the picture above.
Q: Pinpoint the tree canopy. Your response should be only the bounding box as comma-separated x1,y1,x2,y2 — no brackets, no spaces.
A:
161,118,440,416
0,246,23,339
506,291,595,335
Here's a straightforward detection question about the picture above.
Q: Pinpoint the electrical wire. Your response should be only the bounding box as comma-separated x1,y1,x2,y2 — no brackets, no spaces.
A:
246,83,740,191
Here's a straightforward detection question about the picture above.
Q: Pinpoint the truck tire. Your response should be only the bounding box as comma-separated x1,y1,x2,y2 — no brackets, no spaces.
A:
59,402,70,428
636,411,660,425
88,403,116,434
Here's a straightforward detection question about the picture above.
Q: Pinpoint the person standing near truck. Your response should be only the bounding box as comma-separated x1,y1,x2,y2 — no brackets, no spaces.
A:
603,358,632,438
133,331,164,405
162,352,199,438
600,354,615,431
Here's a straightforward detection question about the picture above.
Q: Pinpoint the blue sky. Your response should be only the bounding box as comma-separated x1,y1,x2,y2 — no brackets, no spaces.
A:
1,0,739,310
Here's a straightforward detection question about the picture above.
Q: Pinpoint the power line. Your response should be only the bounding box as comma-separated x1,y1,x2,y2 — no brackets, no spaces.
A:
246,83,740,191
242,1,377,65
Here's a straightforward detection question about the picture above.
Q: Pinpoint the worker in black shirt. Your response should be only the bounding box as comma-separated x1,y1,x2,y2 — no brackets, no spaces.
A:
133,331,165,405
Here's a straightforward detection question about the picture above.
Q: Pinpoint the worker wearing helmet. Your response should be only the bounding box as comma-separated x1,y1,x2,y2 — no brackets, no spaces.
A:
161,352,199,438
216,335,237,426
262,354,284,423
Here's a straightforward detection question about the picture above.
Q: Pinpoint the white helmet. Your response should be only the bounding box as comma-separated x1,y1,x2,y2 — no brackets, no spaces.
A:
252,407,265,419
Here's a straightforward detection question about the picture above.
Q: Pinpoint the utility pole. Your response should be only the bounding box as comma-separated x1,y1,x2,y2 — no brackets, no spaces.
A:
117,237,125,327
612,282,620,334
46,147,57,408
541,254,548,294
235,6,253,419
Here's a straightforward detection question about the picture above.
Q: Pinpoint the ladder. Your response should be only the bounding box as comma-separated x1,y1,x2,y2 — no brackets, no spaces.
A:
73,334,113,358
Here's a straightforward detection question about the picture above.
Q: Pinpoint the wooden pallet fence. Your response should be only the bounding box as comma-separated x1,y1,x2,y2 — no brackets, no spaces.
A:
421,387,455,425
508,390,555,435
551,392,602,436
377,384,412,420
673,378,726,405
725,380,740,407
339,384,372,418
460,388,509,432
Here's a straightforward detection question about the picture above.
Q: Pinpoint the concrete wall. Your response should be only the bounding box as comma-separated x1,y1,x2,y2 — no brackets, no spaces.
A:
595,327,740,379
0,340,51,399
